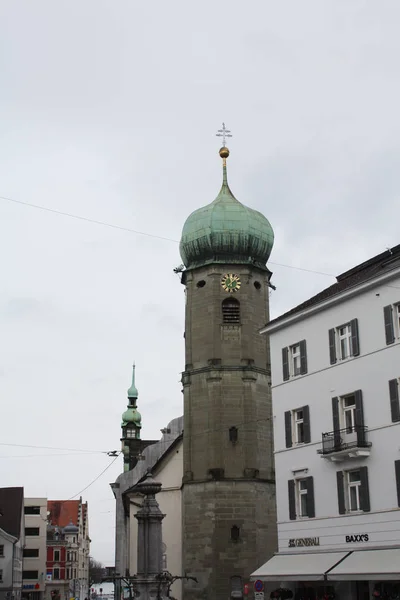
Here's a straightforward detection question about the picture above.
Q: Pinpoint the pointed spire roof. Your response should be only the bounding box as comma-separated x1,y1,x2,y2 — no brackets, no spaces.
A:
127,363,138,399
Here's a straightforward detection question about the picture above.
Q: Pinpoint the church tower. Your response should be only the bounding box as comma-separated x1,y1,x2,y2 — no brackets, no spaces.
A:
179,133,277,600
121,365,143,472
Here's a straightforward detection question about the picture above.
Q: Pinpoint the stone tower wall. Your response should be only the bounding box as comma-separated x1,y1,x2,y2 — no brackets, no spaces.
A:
181,263,277,600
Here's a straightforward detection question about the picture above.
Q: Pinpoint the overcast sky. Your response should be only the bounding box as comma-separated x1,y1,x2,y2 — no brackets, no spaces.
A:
1,0,400,565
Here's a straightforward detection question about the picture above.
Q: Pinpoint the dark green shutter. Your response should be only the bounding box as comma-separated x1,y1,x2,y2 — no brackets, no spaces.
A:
285,411,292,448
306,476,315,518
288,480,296,520
300,340,308,375
336,471,346,514
384,305,395,345
354,389,365,445
395,460,400,507
359,466,370,512
329,329,337,364
350,318,360,356
389,379,400,422
332,397,341,449
282,347,290,381
302,405,311,444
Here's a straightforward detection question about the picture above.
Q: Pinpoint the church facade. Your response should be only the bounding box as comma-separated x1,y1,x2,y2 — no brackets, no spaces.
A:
112,138,277,600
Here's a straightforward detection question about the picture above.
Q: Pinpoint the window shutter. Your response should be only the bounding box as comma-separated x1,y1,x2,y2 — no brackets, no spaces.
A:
328,329,337,364
350,318,360,356
306,476,315,518
302,405,311,444
384,305,395,345
354,389,365,445
288,480,296,520
395,460,400,507
300,340,308,375
336,471,346,514
284,411,292,448
389,379,400,423
282,347,290,381
359,466,371,512
332,397,341,449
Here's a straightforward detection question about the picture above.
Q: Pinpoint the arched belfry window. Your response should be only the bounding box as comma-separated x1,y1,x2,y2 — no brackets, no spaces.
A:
222,298,240,324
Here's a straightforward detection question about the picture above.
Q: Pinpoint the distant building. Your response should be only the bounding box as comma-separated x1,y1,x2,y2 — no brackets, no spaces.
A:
254,245,400,595
46,499,90,600
0,487,24,600
22,499,47,600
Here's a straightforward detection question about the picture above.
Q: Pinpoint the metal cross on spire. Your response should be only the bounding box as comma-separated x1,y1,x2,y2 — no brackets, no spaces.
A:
216,122,232,147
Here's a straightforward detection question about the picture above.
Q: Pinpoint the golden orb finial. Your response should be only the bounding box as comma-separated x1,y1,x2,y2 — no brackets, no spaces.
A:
219,147,230,159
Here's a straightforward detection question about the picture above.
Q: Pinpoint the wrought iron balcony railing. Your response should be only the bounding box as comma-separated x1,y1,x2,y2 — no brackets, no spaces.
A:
317,425,371,456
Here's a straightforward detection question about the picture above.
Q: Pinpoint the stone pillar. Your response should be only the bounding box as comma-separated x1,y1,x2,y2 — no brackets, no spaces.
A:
132,471,168,600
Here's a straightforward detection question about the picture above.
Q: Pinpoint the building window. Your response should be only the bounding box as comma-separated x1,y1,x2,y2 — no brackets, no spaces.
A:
0,545,3,557
0,570,2,582
329,319,360,363
24,506,41,515
23,549,39,558
347,470,361,511
126,428,138,439
66,568,71,579
337,467,370,514
288,477,315,520
297,479,309,517
222,298,240,324
384,303,400,345
229,426,238,443
338,324,352,359
284,406,311,448
230,525,240,542
342,395,356,433
282,340,307,380
25,527,40,536
294,409,304,443
53,568,60,580
291,344,301,376
54,550,60,562
23,570,39,580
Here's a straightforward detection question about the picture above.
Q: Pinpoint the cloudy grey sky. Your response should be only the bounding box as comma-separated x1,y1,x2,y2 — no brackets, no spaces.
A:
1,0,400,565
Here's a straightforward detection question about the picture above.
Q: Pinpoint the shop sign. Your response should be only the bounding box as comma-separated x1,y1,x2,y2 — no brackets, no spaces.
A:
288,537,320,548
345,534,369,543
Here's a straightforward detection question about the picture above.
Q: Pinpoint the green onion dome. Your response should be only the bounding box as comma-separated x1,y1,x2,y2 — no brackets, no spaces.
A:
179,147,274,270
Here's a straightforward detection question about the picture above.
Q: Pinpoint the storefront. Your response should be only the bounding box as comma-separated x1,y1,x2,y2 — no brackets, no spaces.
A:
251,547,400,600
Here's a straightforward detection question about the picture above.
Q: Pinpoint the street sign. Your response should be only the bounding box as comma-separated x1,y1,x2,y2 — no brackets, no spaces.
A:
255,593,264,600
254,580,264,593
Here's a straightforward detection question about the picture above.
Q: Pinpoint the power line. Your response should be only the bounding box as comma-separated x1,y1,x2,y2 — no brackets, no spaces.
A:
68,455,120,500
0,452,103,459
0,194,335,278
0,442,114,454
0,195,178,243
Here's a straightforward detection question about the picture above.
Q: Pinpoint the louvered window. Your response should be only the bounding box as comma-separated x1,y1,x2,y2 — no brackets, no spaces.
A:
222,298,240,324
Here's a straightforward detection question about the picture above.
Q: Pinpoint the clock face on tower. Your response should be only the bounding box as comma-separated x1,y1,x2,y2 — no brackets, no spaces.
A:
221,273,241,293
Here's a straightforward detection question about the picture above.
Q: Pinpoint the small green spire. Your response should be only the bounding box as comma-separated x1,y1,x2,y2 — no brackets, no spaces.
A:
127,363,139,399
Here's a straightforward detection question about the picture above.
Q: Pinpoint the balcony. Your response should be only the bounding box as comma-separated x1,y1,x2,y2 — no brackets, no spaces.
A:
317,426,371,461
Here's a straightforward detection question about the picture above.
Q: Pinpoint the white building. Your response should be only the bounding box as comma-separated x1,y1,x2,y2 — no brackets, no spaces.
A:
253,245,400,599
23,499,48,600
112,417,183,600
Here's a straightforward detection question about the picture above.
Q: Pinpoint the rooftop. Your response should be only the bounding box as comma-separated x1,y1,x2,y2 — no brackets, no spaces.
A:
48,499,85,529
266,243,400,328
0,487,24,539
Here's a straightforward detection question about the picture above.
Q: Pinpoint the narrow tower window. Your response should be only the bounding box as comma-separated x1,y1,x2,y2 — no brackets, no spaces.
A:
229,426,238,443
230,525,240,542
222,298,240,324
